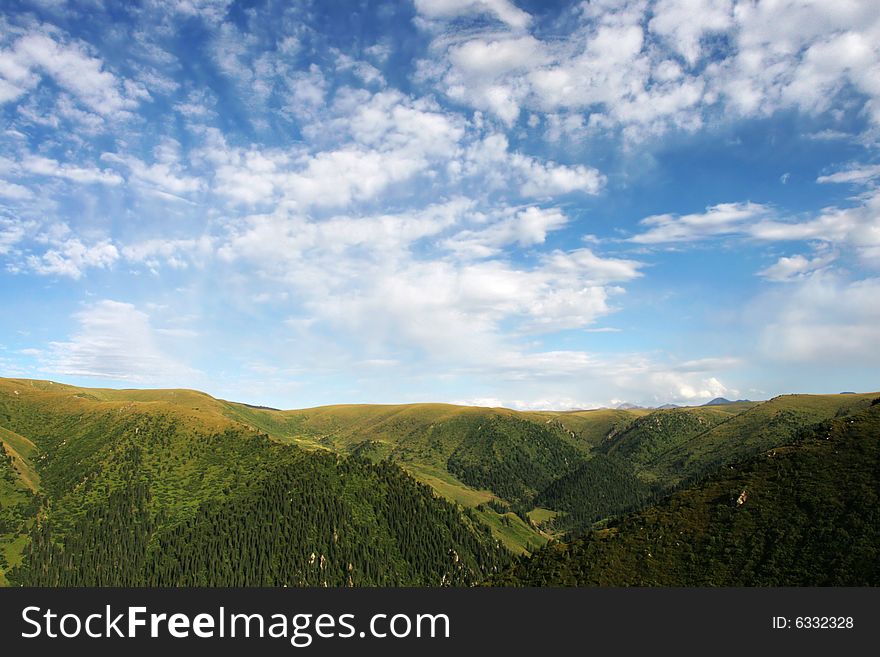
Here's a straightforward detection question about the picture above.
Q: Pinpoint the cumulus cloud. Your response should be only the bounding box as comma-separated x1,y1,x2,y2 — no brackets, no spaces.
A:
449,349,739,409
461,132,605,196
649,0,733,67
0,179,33,200
121,236,215,271
26,235,119,279
443,206,568,257
194,90,471,208
0,29,144,120
217,197,643,370
415,0,880,138
0,216,35,254
758,252,836,282
3,1,877,409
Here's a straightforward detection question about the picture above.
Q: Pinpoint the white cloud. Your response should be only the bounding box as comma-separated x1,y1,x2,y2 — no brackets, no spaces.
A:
414,0,532,30
630,202,772,243
449,348,739,408
42,300,197,382
630,193,880,263
196,90,471,208
449,36,545,78
26,236,118,279
101,141,204,196
0,216,35,254
757,273,880,365
121,236,215,271
750,193,880,261
171,0,234,22
758,252,836,282
0,179,33,200
335,52,385,86
420,0,708,134
817,164,880,186
217,197,642,371
673,356,742,372
443,206,567,257
0,30,143,119
462,132,604,196
649,0,733,67
284,65,327,118
414,0,880,139
20,155,124,185
712,1,880,122
219,199,469,267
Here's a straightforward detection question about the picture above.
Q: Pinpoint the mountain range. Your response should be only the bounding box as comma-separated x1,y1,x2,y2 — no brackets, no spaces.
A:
1,377,877,586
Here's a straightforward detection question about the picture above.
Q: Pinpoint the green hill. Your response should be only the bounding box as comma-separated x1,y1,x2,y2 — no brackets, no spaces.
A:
633,393,877,487
0,426,41,585
490,398,880,586
536,395,876,535
3,377,878,586
2,378,645,555
533,454,656,531
599,406,737,471
220,398,645,549
0,379,507,586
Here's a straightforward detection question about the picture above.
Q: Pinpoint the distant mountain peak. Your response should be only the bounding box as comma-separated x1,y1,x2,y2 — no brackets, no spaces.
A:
615,402,645,410
657,403,681,409
703,397,751,406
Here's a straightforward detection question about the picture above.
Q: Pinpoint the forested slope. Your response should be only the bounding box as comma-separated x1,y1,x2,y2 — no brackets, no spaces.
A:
492,399,880,586
0,379,507,586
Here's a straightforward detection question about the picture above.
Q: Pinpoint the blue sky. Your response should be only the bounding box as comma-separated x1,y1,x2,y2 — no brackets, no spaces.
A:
1,0,879,409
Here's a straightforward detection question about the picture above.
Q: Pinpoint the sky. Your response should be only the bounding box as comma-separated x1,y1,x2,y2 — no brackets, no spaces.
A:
0,0,879,410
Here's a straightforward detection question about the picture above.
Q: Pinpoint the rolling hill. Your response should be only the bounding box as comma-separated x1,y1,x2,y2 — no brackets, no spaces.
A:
491,398,880,586
0,379,507,585
1,376,877,586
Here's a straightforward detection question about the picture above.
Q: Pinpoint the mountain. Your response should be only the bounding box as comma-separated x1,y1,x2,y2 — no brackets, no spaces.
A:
634,393,875,489
702,397,752,406
0,378,648,573
491,398,880,586
656,403,680,409
219,399,648,550
2,377,877,587
615,402,645,410
0,379,507,585
509,393,873,535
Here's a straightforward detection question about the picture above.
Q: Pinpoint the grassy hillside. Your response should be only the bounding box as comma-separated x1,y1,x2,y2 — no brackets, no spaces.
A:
599,407,736,469
0,427,41,585
221,398,645,550
3,376,877,584
634,393,877,487
0,379,508,585
530,395,877,535
491,399,880,586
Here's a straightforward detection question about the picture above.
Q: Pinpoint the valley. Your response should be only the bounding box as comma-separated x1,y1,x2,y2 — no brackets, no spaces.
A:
0,376,877,586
